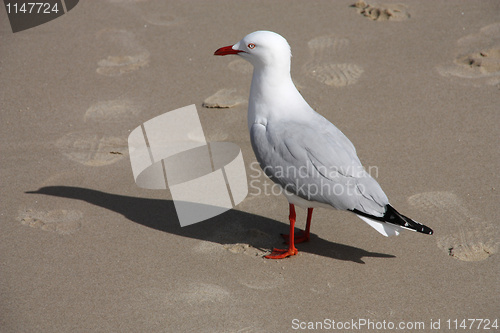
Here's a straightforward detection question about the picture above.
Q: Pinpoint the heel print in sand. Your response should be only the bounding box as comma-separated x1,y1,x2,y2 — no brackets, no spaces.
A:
105,0,184,27
193,221,273,258
17,208,82,235
56,132,128,167
408,192,498,261
437,23,500,87
352,1,410,21
95,28,150,76
56,99,141,166
303,35,364,87
203,60,250,109
203,88,246,109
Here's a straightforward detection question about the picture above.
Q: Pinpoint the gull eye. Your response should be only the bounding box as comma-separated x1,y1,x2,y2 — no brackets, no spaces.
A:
247,43,256,49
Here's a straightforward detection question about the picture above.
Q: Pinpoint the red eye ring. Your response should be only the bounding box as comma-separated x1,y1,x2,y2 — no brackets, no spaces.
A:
248,43,256,49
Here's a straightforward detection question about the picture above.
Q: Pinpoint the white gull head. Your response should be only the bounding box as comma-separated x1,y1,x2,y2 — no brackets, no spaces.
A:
215,31,309,130
215,30,291,70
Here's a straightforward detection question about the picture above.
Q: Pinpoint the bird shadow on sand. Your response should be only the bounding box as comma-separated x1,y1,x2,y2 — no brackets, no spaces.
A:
26,186,395,264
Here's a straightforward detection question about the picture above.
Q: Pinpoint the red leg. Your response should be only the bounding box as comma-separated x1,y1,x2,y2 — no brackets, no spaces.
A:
305,207,313,238
281,207,314,244
265,204,299,259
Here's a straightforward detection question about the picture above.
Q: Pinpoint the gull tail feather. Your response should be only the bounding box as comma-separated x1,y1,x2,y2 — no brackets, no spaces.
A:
353,204,433,237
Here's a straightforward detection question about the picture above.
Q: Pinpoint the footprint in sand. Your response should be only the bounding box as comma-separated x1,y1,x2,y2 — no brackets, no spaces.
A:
84,99,142,123
57,100,137,166
303,35,364,87
194,231,272,258
223,227,274,258
56,131,128,166
352,0,410,21
95,28,150,76
17,208,82,234
202,59,250,109
141,12,183,27
202,88,246,109
437,23,500,87
408,192,498,261
193,222,273,258
137,2,184,27
105,0,184,27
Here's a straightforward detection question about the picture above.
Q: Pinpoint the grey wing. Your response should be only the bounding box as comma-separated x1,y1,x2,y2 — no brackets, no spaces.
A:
250,118,389,216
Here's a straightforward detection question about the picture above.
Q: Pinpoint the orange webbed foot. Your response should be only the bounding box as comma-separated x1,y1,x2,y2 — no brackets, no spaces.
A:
264,247,298,259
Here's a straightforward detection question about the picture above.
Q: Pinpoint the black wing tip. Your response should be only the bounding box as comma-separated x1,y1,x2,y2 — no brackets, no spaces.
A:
414,224,433,235
385,205,433,235
351,206,433,235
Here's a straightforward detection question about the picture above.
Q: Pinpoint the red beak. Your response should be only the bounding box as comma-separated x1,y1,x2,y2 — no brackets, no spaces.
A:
214,45,243,56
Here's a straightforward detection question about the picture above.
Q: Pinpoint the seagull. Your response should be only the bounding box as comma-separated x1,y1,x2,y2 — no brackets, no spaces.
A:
214,31,433,259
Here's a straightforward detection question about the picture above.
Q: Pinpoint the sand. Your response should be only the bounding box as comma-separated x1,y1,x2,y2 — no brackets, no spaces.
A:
1,0,499,332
